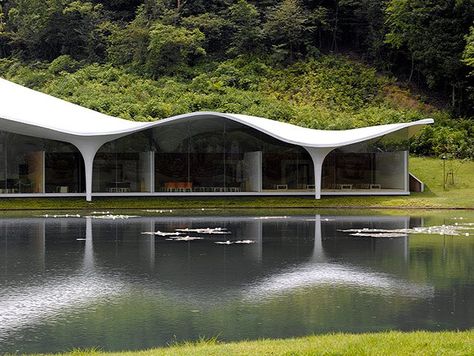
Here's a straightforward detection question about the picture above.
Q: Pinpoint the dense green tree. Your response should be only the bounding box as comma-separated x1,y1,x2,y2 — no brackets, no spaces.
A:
181,13,229,54
0,0,473,143
135,0,177,24
178,0,232,17
463,26,474,71
338,0,387,60
61,1,109,61
462,26,474,106
6,0,107,60
146,22,205,76
6,0,52,58
107,20,149,67
263,0,310,61
48,54,80,74
90,0,142,20
385,0,474,110
0,4,9,57
227,0,262,56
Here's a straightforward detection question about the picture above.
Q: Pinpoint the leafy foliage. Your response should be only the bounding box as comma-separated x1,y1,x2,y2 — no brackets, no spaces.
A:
226,0,262,56
263,0,310,61
1,54,471,158
146,23,205,76
0,0,472,158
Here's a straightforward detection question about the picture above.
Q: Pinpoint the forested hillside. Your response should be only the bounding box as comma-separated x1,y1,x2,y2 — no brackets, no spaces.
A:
0,0,473,158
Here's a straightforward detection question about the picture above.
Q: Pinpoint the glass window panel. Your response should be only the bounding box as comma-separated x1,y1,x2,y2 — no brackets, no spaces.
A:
93,131,152,193
0,131,44,194
151,117,314,192
322,132,408,191
0,131,86,194
44,139,84,193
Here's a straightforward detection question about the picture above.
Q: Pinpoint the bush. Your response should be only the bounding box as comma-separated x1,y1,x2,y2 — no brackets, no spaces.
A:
3,55,472,159
48,55,81,74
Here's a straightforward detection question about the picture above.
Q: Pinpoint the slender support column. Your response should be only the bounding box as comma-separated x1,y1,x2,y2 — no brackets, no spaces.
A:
72,139,105,202
41,151,46,194
149,151,155,193
84,153,94,202
404,150,409,193
304,147,333,199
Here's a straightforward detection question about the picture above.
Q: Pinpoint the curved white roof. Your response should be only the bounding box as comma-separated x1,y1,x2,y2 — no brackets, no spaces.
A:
0,78,433,148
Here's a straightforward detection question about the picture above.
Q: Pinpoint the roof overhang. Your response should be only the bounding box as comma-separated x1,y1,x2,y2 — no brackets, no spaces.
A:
0,78,434,149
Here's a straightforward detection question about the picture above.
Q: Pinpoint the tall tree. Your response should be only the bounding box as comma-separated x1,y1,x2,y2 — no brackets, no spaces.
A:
0,4,9,57
181,13,229,54
146,22,205,76
107,19,150,67
462,25,474,108
385,0,474,111
227,0,262,56
89,0,142,20
263,0,310,61
6,0,108,60
463,26,474,71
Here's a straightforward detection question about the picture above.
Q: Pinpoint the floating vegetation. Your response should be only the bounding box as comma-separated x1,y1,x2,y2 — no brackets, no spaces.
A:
215,240,255,245
175,227,230,235
141,231,183,237
142,209,173,213
142,227,233,240
305,218,335,222
339,224,474,238
166,236,203,241
253,216,288,220
87,214,139,220
350,232,407,238
39,214,81,218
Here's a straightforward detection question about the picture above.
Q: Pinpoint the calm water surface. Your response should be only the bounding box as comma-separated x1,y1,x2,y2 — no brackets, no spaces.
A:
0,211,473,353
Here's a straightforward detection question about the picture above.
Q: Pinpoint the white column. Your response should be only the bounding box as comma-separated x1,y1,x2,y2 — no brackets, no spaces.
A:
243,151,262,192
404,150,409,193
150,151,155,193
304,147,333,199
72,138,105,202
41,151,46,194
84,153,94,201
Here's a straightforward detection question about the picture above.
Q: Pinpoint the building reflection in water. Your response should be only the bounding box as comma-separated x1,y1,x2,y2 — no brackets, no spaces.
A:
0,214,430,339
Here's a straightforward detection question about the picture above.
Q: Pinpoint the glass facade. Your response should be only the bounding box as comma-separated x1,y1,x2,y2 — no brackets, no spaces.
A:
0,132,44,193
44,140,85,193
322,129,409,191
151,117,314,192
0,131,84,194
93,131,152,193
0,118,409,195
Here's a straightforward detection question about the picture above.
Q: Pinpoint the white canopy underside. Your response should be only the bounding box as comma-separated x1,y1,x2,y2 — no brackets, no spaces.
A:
0,78,433,148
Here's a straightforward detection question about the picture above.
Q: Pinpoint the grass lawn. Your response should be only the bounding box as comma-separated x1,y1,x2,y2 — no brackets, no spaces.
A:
42,331,474,356
0,157,472,210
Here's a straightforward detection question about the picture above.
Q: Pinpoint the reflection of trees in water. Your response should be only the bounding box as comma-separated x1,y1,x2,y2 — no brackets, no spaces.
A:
1,214,474,352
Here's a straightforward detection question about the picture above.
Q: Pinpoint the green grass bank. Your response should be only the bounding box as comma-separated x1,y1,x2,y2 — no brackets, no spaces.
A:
41,331,474,356
0,157,472,211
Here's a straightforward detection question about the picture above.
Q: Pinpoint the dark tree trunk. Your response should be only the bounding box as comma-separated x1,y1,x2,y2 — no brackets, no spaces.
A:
408,53,414,83
331,1,339,52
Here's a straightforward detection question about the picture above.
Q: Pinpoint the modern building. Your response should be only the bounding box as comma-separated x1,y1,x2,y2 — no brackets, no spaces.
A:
0,78,433,201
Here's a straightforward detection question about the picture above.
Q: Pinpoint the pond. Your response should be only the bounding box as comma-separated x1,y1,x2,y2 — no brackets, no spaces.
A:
0,210,473,353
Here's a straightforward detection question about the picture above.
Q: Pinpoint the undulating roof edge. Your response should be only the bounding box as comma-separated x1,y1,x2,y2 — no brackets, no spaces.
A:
0,77,433,148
